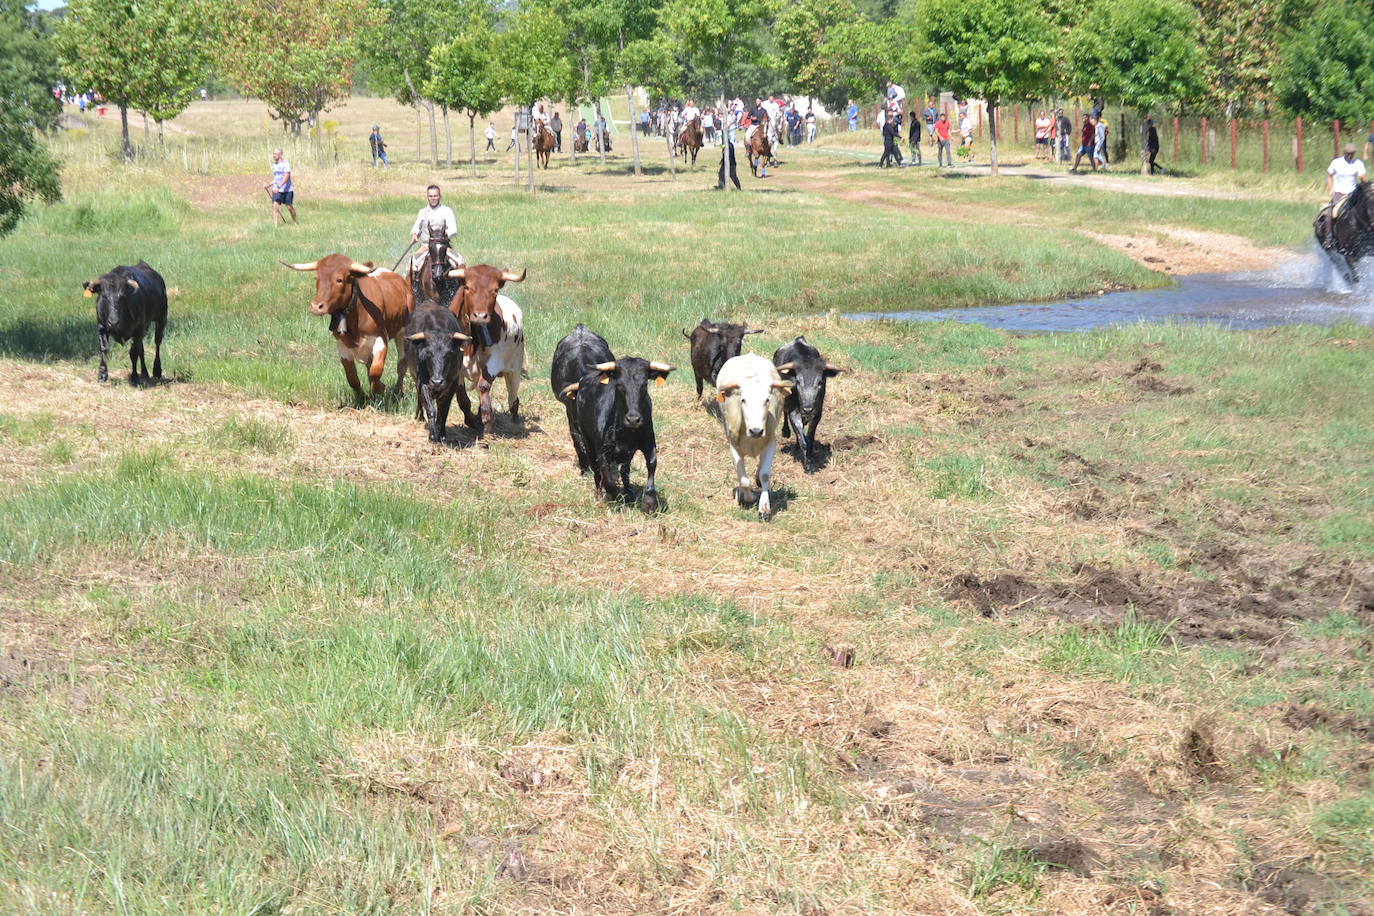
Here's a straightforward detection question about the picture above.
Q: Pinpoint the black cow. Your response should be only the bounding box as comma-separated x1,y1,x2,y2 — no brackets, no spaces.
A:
404,301,471,443
551,324,614,476
772,336,843,474
82,261,167,383
558,350,674,514
682,319,764,398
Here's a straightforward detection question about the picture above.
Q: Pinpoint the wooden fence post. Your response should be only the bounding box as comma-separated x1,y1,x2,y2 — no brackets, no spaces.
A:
1201,116,1208,164
1296,117,1303,173
1230,118,1237,168
1262,119,1269,172
1172,116,1179,160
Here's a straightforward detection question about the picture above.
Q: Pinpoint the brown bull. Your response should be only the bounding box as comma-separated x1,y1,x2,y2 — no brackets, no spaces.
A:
445,264,528,437
281,254,414,401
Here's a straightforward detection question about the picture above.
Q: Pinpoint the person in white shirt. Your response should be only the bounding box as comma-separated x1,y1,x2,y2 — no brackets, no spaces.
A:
410,185,463,273
1327,143,1367,206
681,100,700,123
485,122,496,150
532,102,550,127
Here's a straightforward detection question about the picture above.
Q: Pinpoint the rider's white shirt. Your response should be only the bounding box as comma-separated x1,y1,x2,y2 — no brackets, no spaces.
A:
682,105,699,121
1328,157,1367,195
533,108,550,124
411,205,457,239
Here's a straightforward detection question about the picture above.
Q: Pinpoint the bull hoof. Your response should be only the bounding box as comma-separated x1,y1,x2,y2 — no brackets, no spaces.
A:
639,492,658,514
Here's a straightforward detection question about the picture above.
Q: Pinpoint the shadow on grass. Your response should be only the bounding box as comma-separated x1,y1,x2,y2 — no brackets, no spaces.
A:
0,315,95,361
778,436,832,474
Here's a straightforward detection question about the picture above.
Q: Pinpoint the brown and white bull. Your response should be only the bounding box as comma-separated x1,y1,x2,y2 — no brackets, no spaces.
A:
445,264,527,437
281,254,414,401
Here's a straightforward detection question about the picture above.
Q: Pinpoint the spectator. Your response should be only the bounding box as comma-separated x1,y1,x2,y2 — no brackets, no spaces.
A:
935,112,952,167
1071,115,1097,172
263,147,296,227
879,111,904,168
506,123,518,152
924,98,938,142
958,110,974,161
368,125,388,168
1097,112,1111,164
1146,117,1162,174
551,110,563,152
846,99,858,131
804,106,816,143
485,122,496,151
1033,110,1051,161
907,109,922,166
785,105,801,145
1093,114,1108,170
1055,109,1072,163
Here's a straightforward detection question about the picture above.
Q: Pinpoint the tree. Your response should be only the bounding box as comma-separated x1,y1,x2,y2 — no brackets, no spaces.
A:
426,31,505,178
664,0,771,99
1193,0,1280,114
1067,0,1203,174
619,35,682,174
499,8,573,190
131,0,212,144
56,0,146,159
912,0,1056,174
214,0,378,138
0,0,61,235
1274,0,1374,127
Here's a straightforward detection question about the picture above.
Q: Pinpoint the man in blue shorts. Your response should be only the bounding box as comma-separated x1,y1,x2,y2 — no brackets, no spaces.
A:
264,148,296,226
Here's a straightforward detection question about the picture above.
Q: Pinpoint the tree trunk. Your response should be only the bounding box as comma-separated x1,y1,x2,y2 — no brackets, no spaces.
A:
156,118,164,149
427,102,439,167
664,120,676,179
468,112,477,179
119,104,132,161
988,99,999,175
526,110,534,192
1140,111,1150,176
142,110,149,147
415,104,422,162
570,104,578,164
626,86,642,177
443,105,452,167
513,124,520,186
593,97,606,164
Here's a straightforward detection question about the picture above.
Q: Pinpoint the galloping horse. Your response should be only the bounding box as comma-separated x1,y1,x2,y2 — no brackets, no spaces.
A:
745,115,773,178
410,222,460,306
1316,182,1374,283
677,116,704,166
533,121,556,169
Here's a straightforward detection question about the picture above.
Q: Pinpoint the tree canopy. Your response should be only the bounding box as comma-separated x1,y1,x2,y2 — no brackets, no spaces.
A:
1273,0,1374,126
0,0,61,235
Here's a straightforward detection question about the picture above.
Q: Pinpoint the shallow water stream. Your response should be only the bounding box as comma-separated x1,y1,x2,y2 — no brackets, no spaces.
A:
847,255,1374,332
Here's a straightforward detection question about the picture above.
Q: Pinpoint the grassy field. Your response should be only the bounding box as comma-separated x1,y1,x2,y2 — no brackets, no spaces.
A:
2,98,1372,914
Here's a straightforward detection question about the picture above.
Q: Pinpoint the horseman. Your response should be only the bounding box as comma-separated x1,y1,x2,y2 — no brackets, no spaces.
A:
1318,144,1368,250
681,98,700,126
410,184,463,285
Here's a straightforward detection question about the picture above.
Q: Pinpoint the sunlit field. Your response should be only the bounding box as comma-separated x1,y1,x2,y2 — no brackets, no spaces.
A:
1,97,1371,914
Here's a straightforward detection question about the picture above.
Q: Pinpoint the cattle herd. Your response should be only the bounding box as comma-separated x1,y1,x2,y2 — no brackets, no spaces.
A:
81,258,843,521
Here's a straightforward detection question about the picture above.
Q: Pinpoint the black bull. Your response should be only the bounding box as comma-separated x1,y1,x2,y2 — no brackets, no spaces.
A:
1316,182,1374,282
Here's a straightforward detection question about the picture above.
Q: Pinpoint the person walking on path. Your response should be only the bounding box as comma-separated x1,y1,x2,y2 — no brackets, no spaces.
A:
907,109,923,166
551,111,563,152
958,111,974,161
1071,116,1097,172
1093,115,1108,170
805,107,816,143
934,112,952,167
505,123,519,152
369,126,389,167
879,111,904,168
846,99,859,131
485,123,496,151
1146,118,1162,174
1055,109,1072,163
924,98,938,142
264,148,296,227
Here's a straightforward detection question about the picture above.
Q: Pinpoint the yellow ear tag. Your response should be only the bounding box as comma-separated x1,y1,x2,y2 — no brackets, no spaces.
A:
599,376,610,384
83,289,93,298
715,392,726,403
654,377,665,387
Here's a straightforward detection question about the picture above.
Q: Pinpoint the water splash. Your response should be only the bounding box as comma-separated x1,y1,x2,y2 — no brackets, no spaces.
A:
848,253,1374,332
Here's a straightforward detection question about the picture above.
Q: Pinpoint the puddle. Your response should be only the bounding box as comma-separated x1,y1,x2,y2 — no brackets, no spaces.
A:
847,253,1374,332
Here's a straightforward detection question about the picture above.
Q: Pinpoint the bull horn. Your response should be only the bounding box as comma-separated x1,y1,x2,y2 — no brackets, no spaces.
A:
717,383,740,394
681,328,692,340
744,328,765,334
707,326,721,334
560,382,580,397
501,268,527,282
126,279,139,292
771,380,795,391
592,361,617,372
452,332,472,341
447,266,467,279
825,363,844,373
408,332,427,341
350,261,373,275
775,361,795,373
648,362,675,373
280,259,320,271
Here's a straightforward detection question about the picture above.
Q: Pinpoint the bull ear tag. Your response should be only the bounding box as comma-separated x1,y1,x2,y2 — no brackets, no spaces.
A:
83,289,93,298
655,377,665,387
715,391,726,403
599,375,611,384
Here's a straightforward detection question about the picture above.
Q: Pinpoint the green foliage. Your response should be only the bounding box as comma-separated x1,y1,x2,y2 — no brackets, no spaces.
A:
363,0,483,106
426,31,504,118
912,0,1056,106
1274,0,1374,125
1193,0,1281,112
213,0,380,131
778,0,915,106
499,7,574,106
1066,0,1204,114
0,0,61,235
618,37,683,98
664,0,771,93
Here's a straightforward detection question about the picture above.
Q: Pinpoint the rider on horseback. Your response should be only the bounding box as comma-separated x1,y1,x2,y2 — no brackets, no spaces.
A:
410,185,463,275
1318,144,1367,249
